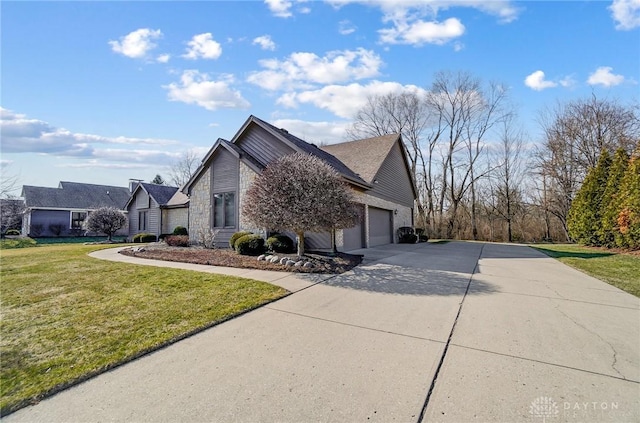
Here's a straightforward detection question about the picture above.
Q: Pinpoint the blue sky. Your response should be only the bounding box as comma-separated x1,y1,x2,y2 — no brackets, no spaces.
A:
1,0,639,193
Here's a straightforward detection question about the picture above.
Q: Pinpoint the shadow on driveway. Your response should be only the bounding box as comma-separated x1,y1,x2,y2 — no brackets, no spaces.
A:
323,263,498,296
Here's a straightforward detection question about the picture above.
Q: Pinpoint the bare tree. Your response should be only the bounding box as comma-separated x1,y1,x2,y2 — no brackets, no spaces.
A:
491,115,526,242
346,91,440,231
1,164,21,199
426,71,508,239
169,150,199,188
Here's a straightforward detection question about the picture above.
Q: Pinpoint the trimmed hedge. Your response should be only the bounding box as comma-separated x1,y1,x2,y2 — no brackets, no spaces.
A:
235,234,265,256
165,235,189,247
133,233,157,243
172,226,188,236
229,231,252,249
266,234,294,253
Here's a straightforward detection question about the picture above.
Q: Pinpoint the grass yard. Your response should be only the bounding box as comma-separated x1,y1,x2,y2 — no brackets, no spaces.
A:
532,244,640,297
0,244,287,415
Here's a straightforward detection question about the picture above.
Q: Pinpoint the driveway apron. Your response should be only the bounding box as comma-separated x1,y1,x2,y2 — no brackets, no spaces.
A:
5,242,639,422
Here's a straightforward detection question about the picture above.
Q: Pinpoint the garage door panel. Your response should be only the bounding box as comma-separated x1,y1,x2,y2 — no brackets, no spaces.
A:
369,207,392,247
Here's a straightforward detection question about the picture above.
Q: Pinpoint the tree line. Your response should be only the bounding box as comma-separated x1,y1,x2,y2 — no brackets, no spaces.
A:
348,70,639,245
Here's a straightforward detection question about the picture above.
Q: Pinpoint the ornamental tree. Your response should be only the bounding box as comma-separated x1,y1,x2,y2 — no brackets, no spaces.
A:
243,153,360,256
86,207,127,241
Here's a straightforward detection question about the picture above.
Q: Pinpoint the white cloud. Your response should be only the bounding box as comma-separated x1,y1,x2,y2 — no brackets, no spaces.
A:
328,0,519,45
109,28,162,59
265,0,293,17
271,119,351,144
587,66,626,87
0,107,180,164
163,70,250,111
524,70,557,91
253,35,276,51
277,81,428,119
559,75,577,88
183,33,222,60
379,17,465,45
156,54,171,63
609,0,640,30
247,48,383,91
339,20,357,35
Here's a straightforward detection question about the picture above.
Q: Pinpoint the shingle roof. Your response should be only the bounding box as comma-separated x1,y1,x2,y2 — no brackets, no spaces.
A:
320,134,400,184
251,116,370,187
22,182,130,210
165,190,189,207
138,183,179,206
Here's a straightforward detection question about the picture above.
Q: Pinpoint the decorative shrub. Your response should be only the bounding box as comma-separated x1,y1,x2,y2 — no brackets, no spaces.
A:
235,234,265,256
266,233,294,253
173,226,188,236
5,229,20,236
133,233,157,243
0,237,37,249
229,231,252,249
165,235,189,247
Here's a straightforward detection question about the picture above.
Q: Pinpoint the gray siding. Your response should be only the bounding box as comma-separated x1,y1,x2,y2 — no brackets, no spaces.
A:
128,192,162,237
305,231,332,251
212,149,239,192
235,125,295,166
369,142,415,208
211,148,240,247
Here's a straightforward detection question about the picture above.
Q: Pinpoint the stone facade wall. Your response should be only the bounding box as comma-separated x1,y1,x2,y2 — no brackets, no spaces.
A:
188,167,211,243
162,207,189,234
238,162,262,235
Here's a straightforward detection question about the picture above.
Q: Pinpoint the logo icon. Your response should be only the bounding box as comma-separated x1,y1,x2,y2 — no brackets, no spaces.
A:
530,396,559,422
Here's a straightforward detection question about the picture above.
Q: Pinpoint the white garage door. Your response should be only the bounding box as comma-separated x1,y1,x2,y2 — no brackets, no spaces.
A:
368,207,392,247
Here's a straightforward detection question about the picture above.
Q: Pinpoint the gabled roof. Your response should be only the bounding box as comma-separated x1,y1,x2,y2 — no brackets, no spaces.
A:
183,138,264,193
22,182,130,210
239,116,371,189
321,134,399,183
125,182,182,209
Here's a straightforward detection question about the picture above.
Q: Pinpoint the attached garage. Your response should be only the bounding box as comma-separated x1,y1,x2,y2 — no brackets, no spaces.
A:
368,207,393,247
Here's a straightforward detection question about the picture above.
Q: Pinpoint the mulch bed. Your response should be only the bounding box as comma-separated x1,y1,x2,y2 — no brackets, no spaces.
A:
119,244,362,274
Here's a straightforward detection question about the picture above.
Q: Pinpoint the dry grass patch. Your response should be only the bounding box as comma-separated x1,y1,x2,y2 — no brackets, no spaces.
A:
0,244,286,415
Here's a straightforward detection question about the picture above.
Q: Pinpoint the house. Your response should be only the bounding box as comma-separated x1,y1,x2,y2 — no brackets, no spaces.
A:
183,115,417,251
21,181,130,237
125,182,189,238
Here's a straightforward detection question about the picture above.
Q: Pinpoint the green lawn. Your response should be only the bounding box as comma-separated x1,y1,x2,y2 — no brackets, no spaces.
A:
531,244,640,297
0,244,287,415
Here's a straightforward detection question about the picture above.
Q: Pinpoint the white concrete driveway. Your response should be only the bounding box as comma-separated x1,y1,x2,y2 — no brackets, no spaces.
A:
5,242,639,422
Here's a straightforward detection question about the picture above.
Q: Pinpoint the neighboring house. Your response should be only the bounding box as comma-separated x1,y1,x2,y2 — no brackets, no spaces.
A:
183,115,417,251
125,182,189,238
21,181,130,237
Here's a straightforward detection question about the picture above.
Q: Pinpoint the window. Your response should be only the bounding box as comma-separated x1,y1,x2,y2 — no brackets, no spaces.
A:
71,212,87,229
138,211,148,231
213,192,235,228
